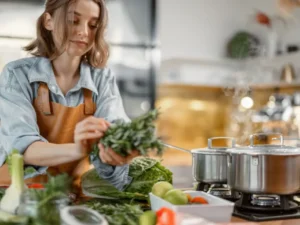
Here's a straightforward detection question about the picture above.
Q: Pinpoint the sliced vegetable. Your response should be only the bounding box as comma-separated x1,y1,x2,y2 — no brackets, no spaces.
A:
27,184,44,189
186,193,192,202
191,196,208,204
156,207,176,225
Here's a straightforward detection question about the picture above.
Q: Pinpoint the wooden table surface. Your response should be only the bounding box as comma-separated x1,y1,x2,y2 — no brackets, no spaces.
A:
231,217,300,224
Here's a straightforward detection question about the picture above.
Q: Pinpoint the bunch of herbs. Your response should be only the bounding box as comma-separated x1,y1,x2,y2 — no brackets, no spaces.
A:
27,173,71,225
90,109,164,159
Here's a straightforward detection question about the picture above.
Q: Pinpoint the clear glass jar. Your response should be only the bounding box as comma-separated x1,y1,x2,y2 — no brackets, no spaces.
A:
17,190,39,217
17,189,70,223
60,206,108,225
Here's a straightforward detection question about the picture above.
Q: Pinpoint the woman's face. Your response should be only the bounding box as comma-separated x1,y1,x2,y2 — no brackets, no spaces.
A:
46,0,100,57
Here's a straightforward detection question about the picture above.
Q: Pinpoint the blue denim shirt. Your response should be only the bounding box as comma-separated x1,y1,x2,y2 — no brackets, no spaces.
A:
0,56,132,190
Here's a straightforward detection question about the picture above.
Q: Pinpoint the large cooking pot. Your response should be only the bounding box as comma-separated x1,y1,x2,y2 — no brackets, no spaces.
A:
164,137,235,184
227,133,300,195
191,137,235,184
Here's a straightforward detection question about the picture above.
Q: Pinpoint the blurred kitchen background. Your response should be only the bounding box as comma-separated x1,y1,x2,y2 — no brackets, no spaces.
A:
2,0,300,187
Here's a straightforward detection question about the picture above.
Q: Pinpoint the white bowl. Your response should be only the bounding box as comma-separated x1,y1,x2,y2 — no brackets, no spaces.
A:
150,191,234,223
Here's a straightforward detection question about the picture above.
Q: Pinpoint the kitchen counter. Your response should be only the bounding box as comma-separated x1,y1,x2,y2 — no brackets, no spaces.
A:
231,217,300,224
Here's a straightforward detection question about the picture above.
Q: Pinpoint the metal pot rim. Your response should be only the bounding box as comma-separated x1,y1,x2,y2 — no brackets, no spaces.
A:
191,148,230,155
227,145,300,155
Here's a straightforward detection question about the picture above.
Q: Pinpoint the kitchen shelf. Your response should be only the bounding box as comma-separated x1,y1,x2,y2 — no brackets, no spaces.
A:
160,53,300,88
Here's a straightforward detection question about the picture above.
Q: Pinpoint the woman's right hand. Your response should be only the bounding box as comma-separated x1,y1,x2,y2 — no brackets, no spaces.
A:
74,116,110,158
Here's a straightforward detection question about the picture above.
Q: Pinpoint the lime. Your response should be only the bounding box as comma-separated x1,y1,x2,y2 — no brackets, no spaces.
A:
163,189,188,205
151,181,173,198
139,210,156,225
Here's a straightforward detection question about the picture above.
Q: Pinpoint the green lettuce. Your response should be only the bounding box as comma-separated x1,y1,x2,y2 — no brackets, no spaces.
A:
81,157,172,200
124,157,172,194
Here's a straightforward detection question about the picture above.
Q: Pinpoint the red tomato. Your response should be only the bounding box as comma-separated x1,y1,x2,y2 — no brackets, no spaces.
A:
191,196,209,204
27,183,44,189
156,207,176,225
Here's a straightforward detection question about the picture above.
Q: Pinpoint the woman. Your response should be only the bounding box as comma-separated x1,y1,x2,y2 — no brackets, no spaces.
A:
0,0,138,193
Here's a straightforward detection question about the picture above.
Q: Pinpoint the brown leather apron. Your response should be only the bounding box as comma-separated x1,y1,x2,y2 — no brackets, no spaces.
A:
0,83,96,193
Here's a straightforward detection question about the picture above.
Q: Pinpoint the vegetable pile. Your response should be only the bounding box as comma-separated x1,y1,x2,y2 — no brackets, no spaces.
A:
152,181,209,206
90,109,164,158
0,151,71,225
81,157,172,200
84,200,143,225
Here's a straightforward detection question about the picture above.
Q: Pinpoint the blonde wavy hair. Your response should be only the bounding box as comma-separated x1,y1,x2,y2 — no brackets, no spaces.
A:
24,0,109,68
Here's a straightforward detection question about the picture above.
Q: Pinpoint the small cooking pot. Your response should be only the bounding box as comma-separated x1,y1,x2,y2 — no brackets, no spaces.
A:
227,133,300,195
164,137,235,184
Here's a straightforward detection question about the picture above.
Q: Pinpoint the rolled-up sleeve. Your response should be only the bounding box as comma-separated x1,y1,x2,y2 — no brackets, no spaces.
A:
0,65,47,178
91,68,132,191
95,68,130,123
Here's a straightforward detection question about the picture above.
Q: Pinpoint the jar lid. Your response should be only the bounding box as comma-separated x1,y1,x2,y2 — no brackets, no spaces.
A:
60,206,108,225
191,137,235,155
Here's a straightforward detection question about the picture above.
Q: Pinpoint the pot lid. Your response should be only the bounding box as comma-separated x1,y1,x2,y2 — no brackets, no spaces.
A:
227,145,300,155
191,137,235,155
227,133,300,155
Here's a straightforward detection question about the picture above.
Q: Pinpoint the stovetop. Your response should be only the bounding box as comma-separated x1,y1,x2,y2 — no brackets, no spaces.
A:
195,182,240,202
232,193,300,222
195,182,300,222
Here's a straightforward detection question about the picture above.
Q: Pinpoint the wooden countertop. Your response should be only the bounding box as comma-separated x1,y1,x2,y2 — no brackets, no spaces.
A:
231,217,300,224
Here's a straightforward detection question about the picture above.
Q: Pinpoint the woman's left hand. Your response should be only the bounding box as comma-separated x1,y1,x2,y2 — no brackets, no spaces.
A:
98,143,139,166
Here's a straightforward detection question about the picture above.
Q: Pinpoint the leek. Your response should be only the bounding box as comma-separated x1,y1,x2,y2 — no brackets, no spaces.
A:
0,152,26,214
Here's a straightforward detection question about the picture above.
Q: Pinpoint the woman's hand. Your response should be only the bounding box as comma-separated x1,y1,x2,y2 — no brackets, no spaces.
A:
74,116,110,158
98,143,139,166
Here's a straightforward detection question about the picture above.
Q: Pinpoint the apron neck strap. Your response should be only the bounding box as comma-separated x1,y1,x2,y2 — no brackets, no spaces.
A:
37,83,95,115
38,83,52,115
83,88,95,115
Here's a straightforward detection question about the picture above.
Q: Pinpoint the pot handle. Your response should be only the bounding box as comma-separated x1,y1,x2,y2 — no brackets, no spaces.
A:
208,137,236,149
249,133,283,147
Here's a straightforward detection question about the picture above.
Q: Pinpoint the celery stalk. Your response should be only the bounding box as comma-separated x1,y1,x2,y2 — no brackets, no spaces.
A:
11,154,24,190
0,153,26,214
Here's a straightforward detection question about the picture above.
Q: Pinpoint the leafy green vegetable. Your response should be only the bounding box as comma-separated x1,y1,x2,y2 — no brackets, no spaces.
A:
27,173,71,225
81,168,148,200
90,109,164,158
81,157,172,200
24,167,38,177
124,158,172,195
84,201,143,225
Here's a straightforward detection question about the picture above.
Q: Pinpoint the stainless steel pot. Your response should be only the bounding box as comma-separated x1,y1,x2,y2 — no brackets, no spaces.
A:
164,137,235,184
191,137,235,183
227,133,300,195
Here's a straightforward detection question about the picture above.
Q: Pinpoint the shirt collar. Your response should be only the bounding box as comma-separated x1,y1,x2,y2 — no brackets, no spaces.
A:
28,57,98,95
